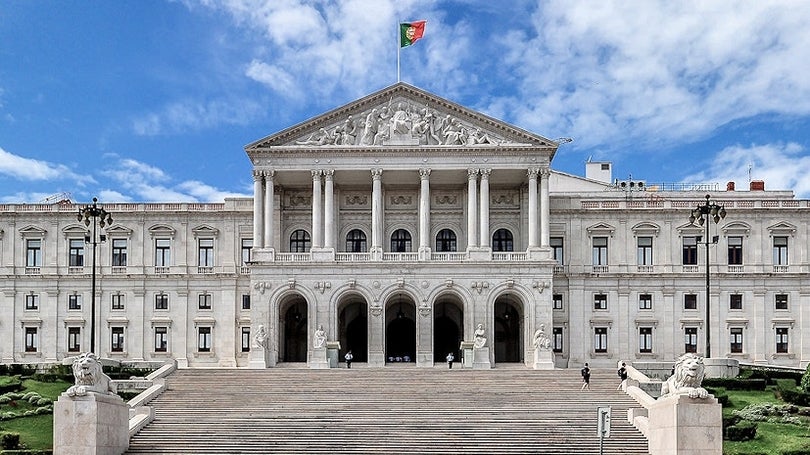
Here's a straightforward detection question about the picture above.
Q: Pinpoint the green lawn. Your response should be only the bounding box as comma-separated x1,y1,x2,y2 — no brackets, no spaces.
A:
0,376,70,451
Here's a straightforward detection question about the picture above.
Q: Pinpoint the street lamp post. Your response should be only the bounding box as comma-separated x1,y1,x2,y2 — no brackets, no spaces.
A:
688,194,726,358
77,198,113,354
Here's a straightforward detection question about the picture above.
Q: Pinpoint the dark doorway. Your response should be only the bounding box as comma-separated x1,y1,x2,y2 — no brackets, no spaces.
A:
281,298,308,362
494,298,522,363
386,299,415,362
339,300,368,362
433,299,463,363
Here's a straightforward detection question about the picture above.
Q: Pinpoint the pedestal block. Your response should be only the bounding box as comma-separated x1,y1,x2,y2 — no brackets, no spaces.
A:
533,348,555,369
459,341,474,368
647,394,722,455
326,341,341,368
310,347,329,369
472,346,491,369
53,392,129,455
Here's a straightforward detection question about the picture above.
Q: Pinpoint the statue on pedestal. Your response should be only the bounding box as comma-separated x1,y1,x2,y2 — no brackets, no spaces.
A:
65,352,115,397
313,325,326,349
253,324,268,350
473,324,487,348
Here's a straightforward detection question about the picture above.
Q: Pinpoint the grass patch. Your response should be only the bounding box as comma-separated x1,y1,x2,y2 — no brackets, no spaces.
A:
0,375,70,451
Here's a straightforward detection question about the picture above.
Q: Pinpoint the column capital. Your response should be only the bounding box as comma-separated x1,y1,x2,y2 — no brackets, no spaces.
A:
539,168,551,178
480,168,492,179
323,169,334,180
419,168,431,179
311,169,322,180
467,168,480,179
262,169,276,179
527,168,540,179
252,169,264,181
371,168,383,179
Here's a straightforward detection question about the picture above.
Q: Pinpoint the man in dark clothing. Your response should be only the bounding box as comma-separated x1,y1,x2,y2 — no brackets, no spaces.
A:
580,363,591,391
617,362,628,390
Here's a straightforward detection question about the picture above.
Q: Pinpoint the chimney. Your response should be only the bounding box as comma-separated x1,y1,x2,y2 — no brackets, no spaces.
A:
750,180,765,191
726,181,735,191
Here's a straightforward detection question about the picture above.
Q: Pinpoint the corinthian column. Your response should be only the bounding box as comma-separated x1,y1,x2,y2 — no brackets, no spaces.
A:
419,168,431,252
263,170,275,249
324,169,335,249
371,169,383,254
467,169,479,249
528,168,539,248
252,170,264,249
540,168,550,248
311,170,323,249
479,169,491,248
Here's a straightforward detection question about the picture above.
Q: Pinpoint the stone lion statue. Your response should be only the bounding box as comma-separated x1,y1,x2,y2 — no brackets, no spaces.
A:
65,352,115,397
660,353,710,399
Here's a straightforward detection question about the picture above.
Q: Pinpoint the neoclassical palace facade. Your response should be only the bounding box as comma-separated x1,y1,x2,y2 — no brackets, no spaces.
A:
1,83,808,369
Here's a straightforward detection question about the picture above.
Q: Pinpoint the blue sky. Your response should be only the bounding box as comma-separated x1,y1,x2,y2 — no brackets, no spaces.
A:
2,0,810,203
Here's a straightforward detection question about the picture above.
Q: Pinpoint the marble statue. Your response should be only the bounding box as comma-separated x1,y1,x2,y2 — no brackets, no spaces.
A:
473,323,487,348
532,324,551,351
65,352,115,397
660,353,710,399
254,324,268,349
313,324,326,349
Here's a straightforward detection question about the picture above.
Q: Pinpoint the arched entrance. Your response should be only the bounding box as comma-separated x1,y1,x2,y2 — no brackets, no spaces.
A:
494,295,523,363
279,296,308,362
338,298,368,363
433,297,463,363
385,294,416,363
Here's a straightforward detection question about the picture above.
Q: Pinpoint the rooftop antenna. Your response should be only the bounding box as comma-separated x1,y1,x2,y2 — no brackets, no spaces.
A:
748,163,753,182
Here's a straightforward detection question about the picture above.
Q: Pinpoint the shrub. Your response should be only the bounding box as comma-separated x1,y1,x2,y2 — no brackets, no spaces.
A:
725,421,757,441
733,402,804,424
778,384,810,407
702,377,767,390
782,449,810,455
705,387,729,406
802,363,810,393
0,377,23,395
722,415,741,438
1,432,22,450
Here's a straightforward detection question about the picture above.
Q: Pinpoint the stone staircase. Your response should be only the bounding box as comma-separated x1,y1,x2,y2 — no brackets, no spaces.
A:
125,366,649,454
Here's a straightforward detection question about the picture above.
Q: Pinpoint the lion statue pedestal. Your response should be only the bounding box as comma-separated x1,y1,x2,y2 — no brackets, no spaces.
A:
647,353,722,455
53,353,129,455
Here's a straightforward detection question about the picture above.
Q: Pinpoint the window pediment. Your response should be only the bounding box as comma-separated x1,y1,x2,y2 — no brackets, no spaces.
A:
767,221,796,237
722,221,751,237
192,225,220,238
586,223,615,237
631,222,660,236
62,224,89,239
149,224,177,239
106,225,133,238
19,225,46,239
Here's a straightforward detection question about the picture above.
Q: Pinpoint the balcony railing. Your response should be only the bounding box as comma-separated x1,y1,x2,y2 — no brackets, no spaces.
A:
773,265,789,273
275,253,312,262
430,252,468,261
636,265,654,273
68,266,85,275
111,266,127,275
591,265,609,274
682,265,699,273
335,253,372,262
25,267,41,275
197,266,214,274
492,252,527,261
382,252,419,262
727,265,744,273
154,266,170,274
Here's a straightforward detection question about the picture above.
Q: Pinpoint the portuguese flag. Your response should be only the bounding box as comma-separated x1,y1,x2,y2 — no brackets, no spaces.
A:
400,20,427,48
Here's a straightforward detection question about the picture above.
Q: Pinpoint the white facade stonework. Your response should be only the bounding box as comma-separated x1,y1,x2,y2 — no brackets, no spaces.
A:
1,83,808,370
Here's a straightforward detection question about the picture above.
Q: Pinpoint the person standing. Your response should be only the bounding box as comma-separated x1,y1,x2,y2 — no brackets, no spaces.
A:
446,352,455,369
617,362,628,390
344,350,353,369
580,363,591,391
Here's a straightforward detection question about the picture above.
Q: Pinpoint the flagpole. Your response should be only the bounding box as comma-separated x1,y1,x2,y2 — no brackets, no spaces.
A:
397,20,401,82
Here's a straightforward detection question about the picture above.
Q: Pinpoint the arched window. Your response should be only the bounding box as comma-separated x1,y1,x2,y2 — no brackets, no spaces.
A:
345,229,367,253
492,228,514,252
390,229,412,252
289,229,311,253
435,229,457,252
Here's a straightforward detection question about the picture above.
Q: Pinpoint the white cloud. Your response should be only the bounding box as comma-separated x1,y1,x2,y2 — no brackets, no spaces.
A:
681,142,810,198
132,97,265,136
0,145,88,182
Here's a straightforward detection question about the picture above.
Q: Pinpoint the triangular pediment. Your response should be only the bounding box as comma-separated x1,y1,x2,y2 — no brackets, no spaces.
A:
767,221,797,235
245,82,557,151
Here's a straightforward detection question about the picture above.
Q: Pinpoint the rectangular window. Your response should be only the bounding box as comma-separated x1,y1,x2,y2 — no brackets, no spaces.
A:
775,294,788,310
592,237,608,266
637,236,653,265
241,238,253,265
68,294,82,310
25,294,39,310
198,294,212,310
684,327,698,353
111,294,125,310
729,294,743,310
776,327,789,354
730,328,743,353
684,294,697,310
593,294,607,310
155,238,171,267
155,293,169,310
26,239,42,267
198,327,212,352
594,327,608,353
550,237,564,265
25,327,38,352
242,294,251,310
111,327,125,352
552,327,563,353
199,239,214,267
773,236,788,265
639,294,652,310
728,236,743,265
69,239,85,267
241,327,251,352
639,327,653,353
682,237,697,265
112,239,128,266
552,294,563,310
68,327,81,352
154,327,168,352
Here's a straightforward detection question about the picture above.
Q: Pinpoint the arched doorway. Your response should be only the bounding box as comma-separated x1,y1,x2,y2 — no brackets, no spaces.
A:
433,297,463,363
279,296,308,362
338,298,368,363
494,295,523,363
385,294,415,363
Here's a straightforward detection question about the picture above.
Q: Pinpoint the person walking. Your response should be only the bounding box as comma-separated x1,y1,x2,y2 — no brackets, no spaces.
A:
344,350,353,369
580,363,591,391
446,352,455,369
617,362,628,390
